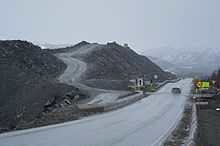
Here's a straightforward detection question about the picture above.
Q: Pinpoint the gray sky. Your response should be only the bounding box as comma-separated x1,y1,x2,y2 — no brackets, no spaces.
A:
1,0,220,53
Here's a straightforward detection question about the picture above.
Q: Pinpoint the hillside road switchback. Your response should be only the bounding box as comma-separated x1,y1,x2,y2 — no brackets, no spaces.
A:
55,44,129,104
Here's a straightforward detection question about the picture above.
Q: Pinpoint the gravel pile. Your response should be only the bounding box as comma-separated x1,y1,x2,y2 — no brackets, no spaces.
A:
0,40,86,132
197,95,220,146
84,42,175,82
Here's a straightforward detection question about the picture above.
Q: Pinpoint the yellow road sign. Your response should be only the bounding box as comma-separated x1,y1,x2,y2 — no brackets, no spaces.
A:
196,82,202,88
202,82,209,88
196,81,210,88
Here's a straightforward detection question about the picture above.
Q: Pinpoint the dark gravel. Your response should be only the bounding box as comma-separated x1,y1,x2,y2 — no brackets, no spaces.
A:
197,95,220,146
0,40,176,133
0,40,86,132
84,42,175,82
16,104,88,130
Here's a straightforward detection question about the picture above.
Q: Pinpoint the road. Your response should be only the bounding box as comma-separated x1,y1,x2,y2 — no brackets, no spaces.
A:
55,44,129,104
0,79,192,146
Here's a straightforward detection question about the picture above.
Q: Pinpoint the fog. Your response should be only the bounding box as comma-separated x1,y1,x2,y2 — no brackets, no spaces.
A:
1,0,220,53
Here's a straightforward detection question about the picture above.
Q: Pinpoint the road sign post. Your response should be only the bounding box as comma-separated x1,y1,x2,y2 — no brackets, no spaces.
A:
154,75,158,84
212,80,216,92
212,80,216,86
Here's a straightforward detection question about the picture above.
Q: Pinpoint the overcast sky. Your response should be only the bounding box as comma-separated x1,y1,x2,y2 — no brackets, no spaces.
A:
0,0,220,53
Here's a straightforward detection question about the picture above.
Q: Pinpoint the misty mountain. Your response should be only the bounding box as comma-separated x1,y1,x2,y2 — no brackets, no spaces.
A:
143,47,220,75
0,34,17,40
33,42,73,49
147,56,179,74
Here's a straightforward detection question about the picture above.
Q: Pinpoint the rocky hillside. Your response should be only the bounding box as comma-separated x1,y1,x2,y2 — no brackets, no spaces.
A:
84,42,174,82
0,40,175,132
0,40,85,132
47,42,175,90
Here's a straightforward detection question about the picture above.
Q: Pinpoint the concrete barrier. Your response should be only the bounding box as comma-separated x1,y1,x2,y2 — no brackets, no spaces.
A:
103,93,144,112
156,78,181,90
185,103,200,146
78,79,180,113
156,80,170,89
77,93,144,113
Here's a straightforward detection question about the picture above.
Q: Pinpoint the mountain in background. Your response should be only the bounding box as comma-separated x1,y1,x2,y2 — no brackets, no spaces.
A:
0,34,73,49
33,42,73,49
147,56,179,74
0,34,17,40
142,47,220,76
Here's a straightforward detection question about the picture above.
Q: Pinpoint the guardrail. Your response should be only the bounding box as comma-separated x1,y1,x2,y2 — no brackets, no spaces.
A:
185,103,200,146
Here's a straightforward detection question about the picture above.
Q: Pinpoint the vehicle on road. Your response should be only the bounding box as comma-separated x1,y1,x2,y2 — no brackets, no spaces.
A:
171,87,181,94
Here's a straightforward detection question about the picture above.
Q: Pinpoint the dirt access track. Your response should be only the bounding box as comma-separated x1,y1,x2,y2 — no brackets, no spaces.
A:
55,43,129,104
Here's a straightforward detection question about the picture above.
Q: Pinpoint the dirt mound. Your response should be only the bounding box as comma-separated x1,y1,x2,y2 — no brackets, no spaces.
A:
0,40,86,132
84,42,175,82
